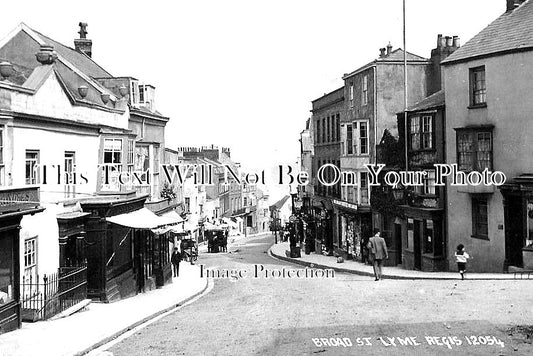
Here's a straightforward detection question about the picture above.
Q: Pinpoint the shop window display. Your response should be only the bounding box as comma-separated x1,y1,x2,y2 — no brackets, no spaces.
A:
0,237,14,304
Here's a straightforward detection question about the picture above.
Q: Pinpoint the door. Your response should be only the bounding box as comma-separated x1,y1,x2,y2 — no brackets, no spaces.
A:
414,220,422,270
505,197,524,268
133,230,145,292
395,223,402,265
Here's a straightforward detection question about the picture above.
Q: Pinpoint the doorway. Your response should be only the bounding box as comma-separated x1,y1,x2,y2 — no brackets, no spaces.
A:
414,220,422,270
394,223,402,265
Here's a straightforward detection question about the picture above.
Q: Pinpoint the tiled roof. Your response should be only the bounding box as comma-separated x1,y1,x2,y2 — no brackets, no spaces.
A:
35,30,112,78
442,0,533,64
407,89,445,112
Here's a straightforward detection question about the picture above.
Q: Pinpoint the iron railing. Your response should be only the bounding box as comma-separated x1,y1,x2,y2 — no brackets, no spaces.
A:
21,265,87,321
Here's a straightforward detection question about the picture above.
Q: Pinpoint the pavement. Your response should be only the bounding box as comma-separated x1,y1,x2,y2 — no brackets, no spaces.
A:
0,263,208,356
269,241,529,280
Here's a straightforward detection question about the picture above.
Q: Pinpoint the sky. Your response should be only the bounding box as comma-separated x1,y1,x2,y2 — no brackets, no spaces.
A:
0,0,505,201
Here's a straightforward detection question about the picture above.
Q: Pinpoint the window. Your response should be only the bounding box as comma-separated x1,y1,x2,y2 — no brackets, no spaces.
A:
457,129,492,171
135,145,149,171
316,120,320,144
104,139,122,165
64,152,75,197
472,196,488,239
346,124,353,155
349,82,354,107
470,66,486,106
243,197,248,206
139,85,145,103
185,197,190,212
0,235,14,304
336,114,341,141
0,127,4,185
421,115,433,149
410,116,420,150
131,81,139,106
360,172,369,204
347,186,355,203
127,139,134,173
24,238,37,271
25,150,40,185
362,75,368,106
423,170,436,195
359,121,368,154
327,116,331,142
423,220,434,254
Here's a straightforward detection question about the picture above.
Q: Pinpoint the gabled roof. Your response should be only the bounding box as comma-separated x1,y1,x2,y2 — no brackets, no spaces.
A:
442,0,533,64
34,30,112,78
406,89,445,112
0,23,121,113
343,48,428,80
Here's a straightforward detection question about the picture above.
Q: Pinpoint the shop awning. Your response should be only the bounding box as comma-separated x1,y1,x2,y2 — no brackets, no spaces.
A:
162,210,184,223
107,207,181,229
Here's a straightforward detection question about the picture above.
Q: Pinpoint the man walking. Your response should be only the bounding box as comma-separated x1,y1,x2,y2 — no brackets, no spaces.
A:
171,247,182,277
367,228,388,281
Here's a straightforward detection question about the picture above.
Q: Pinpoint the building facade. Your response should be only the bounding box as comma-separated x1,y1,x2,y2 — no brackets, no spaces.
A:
442,0,533,272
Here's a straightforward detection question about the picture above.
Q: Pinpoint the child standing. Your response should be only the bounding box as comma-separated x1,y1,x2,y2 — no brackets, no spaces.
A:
455,244,470,280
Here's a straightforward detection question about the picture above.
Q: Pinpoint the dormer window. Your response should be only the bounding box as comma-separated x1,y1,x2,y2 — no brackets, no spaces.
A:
139,84,145,104
130,81,139,106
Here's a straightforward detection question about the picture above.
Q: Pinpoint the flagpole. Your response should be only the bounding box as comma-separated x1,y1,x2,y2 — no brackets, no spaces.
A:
403,0,409,172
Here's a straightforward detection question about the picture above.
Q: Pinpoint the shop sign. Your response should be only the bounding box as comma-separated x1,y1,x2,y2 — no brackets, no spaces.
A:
0,187,40,212
333,199,358,212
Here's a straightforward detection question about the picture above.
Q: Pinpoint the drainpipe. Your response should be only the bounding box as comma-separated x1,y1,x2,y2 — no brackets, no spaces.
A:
403,0,409,172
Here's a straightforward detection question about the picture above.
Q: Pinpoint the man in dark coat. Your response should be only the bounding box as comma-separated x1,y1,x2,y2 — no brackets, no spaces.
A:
367,229,388,281
171,247,182,277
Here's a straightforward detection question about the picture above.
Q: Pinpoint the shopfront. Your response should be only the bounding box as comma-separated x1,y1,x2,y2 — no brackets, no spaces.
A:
500,174,533,270
333,199,372,262
400,206,445,272
81,195,178,302
0,188,43,334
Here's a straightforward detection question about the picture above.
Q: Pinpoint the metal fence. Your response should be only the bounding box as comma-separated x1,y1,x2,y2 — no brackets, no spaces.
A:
21,265,87,321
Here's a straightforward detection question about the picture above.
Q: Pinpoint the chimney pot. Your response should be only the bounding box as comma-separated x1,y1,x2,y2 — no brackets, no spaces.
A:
507,0,526,12
437,34,443,49
452,36,460,48
445,36,453,47
386,42,393,55
379,48,386,57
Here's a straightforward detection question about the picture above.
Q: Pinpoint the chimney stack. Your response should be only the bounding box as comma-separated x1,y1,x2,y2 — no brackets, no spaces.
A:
74,22,92,57
386,42,392,56
507,0,526,12
436,34,443,49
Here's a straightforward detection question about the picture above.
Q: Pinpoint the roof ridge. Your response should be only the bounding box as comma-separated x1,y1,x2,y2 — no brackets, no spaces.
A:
34,29,113,77
442,0,533,64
